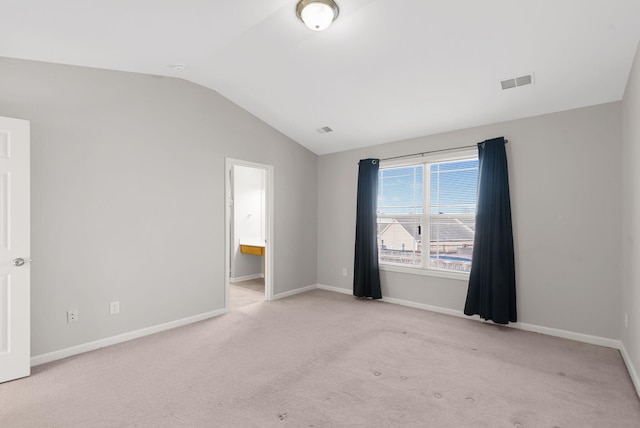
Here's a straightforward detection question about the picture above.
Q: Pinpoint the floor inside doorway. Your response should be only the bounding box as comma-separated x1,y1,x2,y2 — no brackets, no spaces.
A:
230,277,265,310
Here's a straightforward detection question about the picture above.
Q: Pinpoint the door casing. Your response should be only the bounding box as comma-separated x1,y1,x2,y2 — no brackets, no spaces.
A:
224,158,274,309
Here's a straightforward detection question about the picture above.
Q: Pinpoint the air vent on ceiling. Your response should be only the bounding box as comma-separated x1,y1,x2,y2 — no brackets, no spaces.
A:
168,64,186,72
316,126,333,134
501,74,534,90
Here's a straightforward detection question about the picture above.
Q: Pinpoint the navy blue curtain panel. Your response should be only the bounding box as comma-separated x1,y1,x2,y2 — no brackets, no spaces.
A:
353,158,382,299
464,137,517,324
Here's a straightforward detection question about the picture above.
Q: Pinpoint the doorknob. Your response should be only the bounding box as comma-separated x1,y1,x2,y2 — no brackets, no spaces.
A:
12,258,31,267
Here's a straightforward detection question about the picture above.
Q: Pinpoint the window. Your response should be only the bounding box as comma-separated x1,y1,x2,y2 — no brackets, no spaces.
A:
377,150,478,275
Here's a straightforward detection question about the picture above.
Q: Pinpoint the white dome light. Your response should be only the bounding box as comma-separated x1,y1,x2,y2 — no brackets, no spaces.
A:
296,0,339,32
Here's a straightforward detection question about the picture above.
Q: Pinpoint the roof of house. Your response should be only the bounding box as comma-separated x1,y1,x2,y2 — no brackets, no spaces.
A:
379,217,475,242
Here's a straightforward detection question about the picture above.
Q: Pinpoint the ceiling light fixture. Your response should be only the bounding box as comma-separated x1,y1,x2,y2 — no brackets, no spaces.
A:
296,0,339,32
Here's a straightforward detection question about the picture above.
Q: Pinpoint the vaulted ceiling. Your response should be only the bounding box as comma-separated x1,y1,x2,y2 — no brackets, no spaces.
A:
1,0,639,154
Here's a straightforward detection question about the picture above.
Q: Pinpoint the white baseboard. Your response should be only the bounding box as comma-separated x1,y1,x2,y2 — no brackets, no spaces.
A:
32,283,636,400
514,321,621,349
272,284,318,300
383,295,620,348
381,295,463,318
30,308,228,367
230,274,264,283
317,284,620,349
620,342,640,398
317,284,351,295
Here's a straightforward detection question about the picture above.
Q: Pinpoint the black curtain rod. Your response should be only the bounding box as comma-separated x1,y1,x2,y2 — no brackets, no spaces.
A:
379,139,509,163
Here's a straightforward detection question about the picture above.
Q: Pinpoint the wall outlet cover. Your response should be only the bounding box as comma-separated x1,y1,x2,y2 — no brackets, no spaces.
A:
110,301,120,315
67,309,78,323
624,312,628,328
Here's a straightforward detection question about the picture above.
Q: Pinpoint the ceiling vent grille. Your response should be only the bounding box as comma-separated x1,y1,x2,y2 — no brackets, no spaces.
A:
501,74,534,90
316,126,333,134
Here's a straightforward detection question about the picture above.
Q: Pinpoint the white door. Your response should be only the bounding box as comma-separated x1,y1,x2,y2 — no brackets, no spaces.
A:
0,116,30,384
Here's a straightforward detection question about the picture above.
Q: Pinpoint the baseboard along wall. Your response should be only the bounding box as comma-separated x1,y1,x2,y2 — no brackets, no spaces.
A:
317,284,620,348
30,283,320,366
620,342,640,399
272,284,317,301
316,283,639,399
31,308,228,367
30,284,318,367
230,274,264,283
29,281,639,401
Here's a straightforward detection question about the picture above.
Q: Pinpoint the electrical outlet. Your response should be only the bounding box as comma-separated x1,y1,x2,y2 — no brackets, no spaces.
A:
624,312,628,329
110,301,120,315
67,309,78,323
342,268,348,277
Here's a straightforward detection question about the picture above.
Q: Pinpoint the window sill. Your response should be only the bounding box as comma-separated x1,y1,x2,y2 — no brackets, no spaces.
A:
380,264,470,282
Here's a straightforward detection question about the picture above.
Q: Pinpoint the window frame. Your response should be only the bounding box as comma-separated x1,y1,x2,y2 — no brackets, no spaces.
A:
377,148,478,280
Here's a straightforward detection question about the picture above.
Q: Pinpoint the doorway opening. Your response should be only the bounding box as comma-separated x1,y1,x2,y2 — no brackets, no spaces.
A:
224,158,274,310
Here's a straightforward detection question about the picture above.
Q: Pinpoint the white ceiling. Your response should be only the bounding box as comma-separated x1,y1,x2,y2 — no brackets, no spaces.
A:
1,0,639,155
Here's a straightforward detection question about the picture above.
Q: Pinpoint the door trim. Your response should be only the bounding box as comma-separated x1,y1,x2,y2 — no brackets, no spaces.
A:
224,158,274,309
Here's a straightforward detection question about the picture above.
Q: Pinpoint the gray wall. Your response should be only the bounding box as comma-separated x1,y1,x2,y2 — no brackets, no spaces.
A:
318,102,622,340
622,41,640,385
0,57,317,356
0,53,631,361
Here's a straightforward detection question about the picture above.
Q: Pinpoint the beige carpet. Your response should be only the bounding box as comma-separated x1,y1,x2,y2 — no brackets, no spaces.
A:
1,289,639,427
230,278,265,310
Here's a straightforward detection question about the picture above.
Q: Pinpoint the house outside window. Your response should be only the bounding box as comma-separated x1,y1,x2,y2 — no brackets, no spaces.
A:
377,149,478,276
